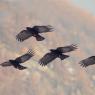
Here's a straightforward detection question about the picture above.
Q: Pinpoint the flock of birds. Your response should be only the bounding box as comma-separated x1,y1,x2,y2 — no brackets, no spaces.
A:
0,25,95,70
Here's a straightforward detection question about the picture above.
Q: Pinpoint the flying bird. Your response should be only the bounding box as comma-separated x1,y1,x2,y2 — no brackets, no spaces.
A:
0,50,34,70
39,44,77,66
16,25,53,42
79,56,95,67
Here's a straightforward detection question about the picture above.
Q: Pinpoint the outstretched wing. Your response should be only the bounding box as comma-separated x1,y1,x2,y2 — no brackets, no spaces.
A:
15,49,34,63
39,52,57,66
32,25,54,33
57,44,77,53
79,56,95,67
0,61,12,67
16,30,32,42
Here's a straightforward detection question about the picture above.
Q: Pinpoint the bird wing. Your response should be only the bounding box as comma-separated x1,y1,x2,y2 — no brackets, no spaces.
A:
16,30,32,42
57,44,77,53
79,56,95,67
15,49,34,63
0,61,12,67
39,52,57,66
33,25,54,33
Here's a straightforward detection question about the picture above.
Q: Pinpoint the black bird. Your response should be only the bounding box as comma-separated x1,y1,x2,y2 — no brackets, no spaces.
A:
16,25,53,42
39,44,77,66
0,50,34,70
79,56,95,67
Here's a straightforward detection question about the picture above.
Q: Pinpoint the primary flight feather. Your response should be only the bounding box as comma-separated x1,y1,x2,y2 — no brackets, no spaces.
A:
79,56,95,67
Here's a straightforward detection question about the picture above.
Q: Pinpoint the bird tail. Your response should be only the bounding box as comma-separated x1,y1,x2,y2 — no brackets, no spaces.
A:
59,54,69,60
35,34,45,41
17,65,27,70
13,64,27,70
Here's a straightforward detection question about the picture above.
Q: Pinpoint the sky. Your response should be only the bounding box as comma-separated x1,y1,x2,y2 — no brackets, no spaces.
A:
71,0,95,15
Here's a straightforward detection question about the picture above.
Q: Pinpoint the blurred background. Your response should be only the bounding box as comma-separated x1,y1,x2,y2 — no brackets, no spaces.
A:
0,0,95,95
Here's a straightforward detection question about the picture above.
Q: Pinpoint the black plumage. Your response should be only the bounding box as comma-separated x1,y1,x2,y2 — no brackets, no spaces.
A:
16,25,53,42
79,56,95,67
0,50,34,70
39,44,77,66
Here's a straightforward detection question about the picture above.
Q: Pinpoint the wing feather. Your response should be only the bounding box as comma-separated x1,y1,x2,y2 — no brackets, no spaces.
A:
0,61,12,67
15,49,34,63
16,30,32,42
33,25,54,33
57,44,77,53
39,52,57,66
79,56,95,67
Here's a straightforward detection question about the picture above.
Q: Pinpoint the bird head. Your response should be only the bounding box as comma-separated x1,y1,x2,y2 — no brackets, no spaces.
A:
89,56,95,59
50,49,55,52
9,60,14,63
26,27,33,31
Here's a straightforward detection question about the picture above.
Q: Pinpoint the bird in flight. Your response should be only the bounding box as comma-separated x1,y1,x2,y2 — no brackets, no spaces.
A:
16,25,53,42
39,44,77,66
0,49,34,70
79,56,95,67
